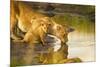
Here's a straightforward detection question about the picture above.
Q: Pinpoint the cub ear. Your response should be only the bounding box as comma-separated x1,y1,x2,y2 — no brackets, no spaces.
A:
67,27,75,32
31,17,37,23
44,17,49,19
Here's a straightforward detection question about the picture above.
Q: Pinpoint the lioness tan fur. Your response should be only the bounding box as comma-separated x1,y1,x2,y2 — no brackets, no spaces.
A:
52,23,69,43
10,1,46,40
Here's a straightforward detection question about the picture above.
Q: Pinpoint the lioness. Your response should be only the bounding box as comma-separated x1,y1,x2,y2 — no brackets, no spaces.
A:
52,23,74,43
10,1,74,44
10,1,46,40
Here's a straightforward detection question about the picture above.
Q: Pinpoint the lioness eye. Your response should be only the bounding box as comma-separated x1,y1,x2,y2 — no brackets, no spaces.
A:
41,23,44,26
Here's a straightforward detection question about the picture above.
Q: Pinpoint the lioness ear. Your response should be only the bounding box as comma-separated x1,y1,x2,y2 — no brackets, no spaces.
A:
62,24,75,32
67,27,75,32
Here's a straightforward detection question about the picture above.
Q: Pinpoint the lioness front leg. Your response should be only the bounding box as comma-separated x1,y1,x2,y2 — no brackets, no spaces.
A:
10,18,22,40
40,33,47,46
10,2,22,40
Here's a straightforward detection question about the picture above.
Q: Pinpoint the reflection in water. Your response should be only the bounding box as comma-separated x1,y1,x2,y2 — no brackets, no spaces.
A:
52,6,95,62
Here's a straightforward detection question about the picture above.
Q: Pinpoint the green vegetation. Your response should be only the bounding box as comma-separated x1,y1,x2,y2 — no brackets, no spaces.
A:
52,13,95,33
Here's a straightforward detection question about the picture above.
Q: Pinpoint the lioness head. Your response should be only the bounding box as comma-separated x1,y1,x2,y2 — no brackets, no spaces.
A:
52,23,74,43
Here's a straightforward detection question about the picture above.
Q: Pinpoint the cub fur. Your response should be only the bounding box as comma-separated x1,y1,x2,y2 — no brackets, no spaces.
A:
15,17,52,46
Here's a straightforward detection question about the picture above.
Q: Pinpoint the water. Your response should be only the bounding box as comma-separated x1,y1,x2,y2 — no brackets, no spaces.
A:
67,31,95,62
45,30,95,62
52,10,95,62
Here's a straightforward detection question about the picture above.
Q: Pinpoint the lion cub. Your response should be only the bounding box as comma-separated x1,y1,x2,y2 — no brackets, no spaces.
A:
14,17,52,46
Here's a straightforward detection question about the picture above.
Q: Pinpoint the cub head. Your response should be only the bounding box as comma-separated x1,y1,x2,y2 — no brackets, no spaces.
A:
31,17,53,34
